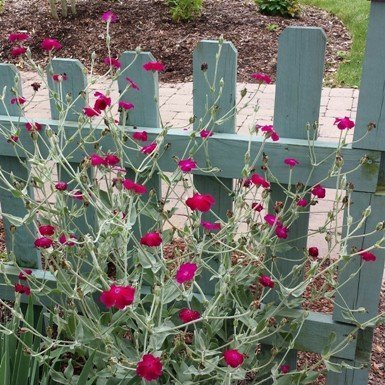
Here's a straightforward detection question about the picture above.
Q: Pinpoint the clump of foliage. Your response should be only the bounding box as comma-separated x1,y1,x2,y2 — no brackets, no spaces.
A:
167,0,203,22
256,0,301,18
48,0,77,19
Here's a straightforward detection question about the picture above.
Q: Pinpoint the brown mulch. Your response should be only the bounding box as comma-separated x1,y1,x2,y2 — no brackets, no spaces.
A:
0,0,351,83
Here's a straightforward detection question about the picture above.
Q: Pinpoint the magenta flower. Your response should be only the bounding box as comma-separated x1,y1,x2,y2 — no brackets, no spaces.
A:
259,275,275,288
10,135,19,142
251,173,270,189
83,107,100,117
178,158,197,172
18,269,32,280
34,237,53,248
133,131,148,141
334,117,355,130
186,193,215,212
100,284,135,310
201,221,221,231
264,214,282,227
11,97,26,105
284,158,299,167
55,181,68,191
52,73,67,82
136,354,163,381
123,179,147,195
179,308,201,323
143,61,165,72
176,262,198,284
59,234,76,247
275,225,288,239
104,57,121,69
280,364,290,374
261,125,279,141
41,38,62,51
251,72,271,84
9,32,30,42
38,225,55,236
71,190,83,201
11,47,27,57
104,154,120,166
297,198,308,207
25,122,42,132
94,92,111,111
90,154,107,167
141,143,157,155
359,249,376,262
252,202,263,212
140,232,162,247
308,247,319,258
223,349,245,368
200,129,213,138
101,10,118,23
126,77,140,91
14,283,30,296
118,101,134,110
311,184,326,199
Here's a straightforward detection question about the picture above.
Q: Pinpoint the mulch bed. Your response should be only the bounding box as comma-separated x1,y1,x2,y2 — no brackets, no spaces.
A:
0,0,351,83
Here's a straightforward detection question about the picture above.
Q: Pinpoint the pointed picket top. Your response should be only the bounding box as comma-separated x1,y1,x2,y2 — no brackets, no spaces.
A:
193,40,237,133
274,27,326,139
0,64,23,117
118,51,160,127
46,58,87,121
353,1,385,151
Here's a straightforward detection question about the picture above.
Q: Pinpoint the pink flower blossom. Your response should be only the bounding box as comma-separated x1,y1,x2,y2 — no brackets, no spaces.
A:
259,275,275,288
11,47,27,57
9,32,30,42
143,61,165,72
83,107,100,117
334,117,355,130
90,154,107,166
104,154,120,166
59,234,76,247
251,173,270,189
242,178,252,187
133,131,148,141
126,77,140,91
41,38,62,51
52,73,67,82
280,364,290,374
18,269,32,280
71,190,83,201
101,10,118,23
275,225,288,239
176,262,198,284
359,249,376,262
25,122,42,132
186,193,215,212
55,181,68,191
284,158,299,167
14,283,30,296
94,92,111,111
100,284,135,310
201,221,221,231
118,101,134,110
10,97,26,105
141,142,157,155
178,158,197,172
10,135,19,142
297,198,308,207
311,184,326,199
179,308,201,323
34,237,53,248
140,232,162,247
38,225,55,236
104,57,121,69
261,125,279,141
123,179,147,195
252,203,263,212
264,214,282,227
136,354,163,381
200,129,213,138
251,72,271,84
308,247,319,258
223,349,245,368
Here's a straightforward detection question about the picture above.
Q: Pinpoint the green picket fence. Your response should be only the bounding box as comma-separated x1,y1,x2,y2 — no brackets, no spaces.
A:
1,1,385,384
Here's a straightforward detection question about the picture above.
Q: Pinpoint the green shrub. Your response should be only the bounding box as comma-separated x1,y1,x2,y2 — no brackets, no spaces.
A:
167,0,203,22
256,0,300,18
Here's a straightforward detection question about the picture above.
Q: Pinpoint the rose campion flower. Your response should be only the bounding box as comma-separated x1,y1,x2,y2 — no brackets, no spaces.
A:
176,262,198,284
312,184,326,199
264,214,282,227
275,225,288,239
280,364,290,374
140,232,162,247
242,178,252,187
90,154,107,167
72,190,83,200
18,269,32,280
9,32,30,42
126,77,140,91
201,221,221,231
284,158,299,167
104,154,120,166
104,57,121,69
178,158,197,172
101,10,118,23
223,349,245,368
55,181,68,191
143,61,165,72
118,101,134,110
359,249,376,262
297,198,308,207
123,179,147,195
136,354,163,381
94,92,111,111
251,72,271,84
179,308,201,323
186,193,215,212
141,143,157,155
200,129,213,138
334,117,355,130
38,225,55,236
11,97,26,105
25,122,42,132
11,47,27,57
59,234,76,247
259,275,275,288
133,131,148,141
14,283,30,296
100,284,135,310
252,203,263,212
10,135,19,143
308,247,319,258
52,73,67,82
34,237,53,248
261,125,279,141
41,38,62,51
251,173,270,189
83,107,100,117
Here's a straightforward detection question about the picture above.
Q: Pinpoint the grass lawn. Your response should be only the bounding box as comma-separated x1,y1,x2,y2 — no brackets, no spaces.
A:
299,0,370,87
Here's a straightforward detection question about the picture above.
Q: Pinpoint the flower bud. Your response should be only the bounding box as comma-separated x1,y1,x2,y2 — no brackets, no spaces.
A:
240,88,247,98
363,206,371,218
